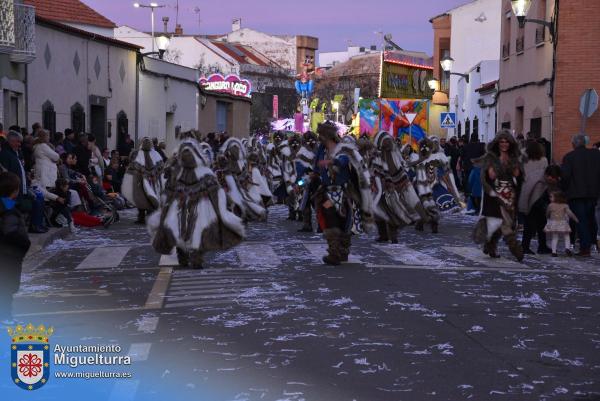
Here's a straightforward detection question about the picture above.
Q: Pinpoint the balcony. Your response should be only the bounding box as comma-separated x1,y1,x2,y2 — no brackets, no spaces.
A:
1,2,35,63
0,0,16,51
502,43,510,60
10,3,36,63
535,27,545,45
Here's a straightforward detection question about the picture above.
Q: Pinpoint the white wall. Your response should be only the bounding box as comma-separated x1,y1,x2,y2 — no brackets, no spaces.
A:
138,57,198,154
454,60,499,143
28,23,137,150
448,0,502,137
226,28,296,71
114,27,238,75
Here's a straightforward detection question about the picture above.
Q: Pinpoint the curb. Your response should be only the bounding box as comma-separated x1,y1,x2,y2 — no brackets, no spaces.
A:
24,227,70,260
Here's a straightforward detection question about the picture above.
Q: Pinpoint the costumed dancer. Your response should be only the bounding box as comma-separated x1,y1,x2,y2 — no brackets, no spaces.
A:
429,136,463,212
373,131,426,242
122,137,164,224
472,130,524,261
295,131,319,232
148,131,245,269
266,131,295,207
218,137,266,221
246,137,273,208
314,122,373,265
287,133,303,221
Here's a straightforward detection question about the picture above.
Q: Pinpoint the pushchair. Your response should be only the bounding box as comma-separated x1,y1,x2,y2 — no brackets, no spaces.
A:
70,179,119,228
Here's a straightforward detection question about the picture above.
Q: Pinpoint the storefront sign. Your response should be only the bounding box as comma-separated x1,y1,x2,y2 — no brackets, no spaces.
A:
379,56,434,100
199,74,252,98
273,95,279,119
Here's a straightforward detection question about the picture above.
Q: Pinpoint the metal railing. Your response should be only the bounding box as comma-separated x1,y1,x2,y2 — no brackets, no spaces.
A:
0,0,16,50
10,3,36,63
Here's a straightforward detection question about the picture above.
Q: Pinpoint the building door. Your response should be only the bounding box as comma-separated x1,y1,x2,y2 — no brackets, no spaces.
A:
90,105,107,150
216,101,229,133
515,106,524,135
116,111,128,148
9,95,18,128
530,117,542,138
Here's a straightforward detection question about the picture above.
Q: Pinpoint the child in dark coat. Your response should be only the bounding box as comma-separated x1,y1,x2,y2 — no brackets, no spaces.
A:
0,172,31,323
49,178,74,231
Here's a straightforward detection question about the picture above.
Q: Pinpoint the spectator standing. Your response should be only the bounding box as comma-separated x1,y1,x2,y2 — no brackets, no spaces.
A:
460,133,486,203
102,148,111,167
0,172,31,323
518,141,551,254
32,130,60,191
63,129,77,153
118,134,135,161
533,131,552,163
561,133,600,256
88,134,104,177
21,134,35,173
53,132,66,155
73,134,92,176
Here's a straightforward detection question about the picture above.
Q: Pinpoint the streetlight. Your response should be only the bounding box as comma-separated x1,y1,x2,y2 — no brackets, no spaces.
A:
428,79,439,91
141,34,170,59
510,0,555,40
132,2,166,53
440,55,469,83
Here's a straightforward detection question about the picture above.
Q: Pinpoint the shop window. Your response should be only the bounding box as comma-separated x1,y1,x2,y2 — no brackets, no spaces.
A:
216,101,229,133
71,102,85,134
42,100,56,134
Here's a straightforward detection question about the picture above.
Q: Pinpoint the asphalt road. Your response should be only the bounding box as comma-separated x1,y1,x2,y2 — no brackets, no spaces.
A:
3,206,600,401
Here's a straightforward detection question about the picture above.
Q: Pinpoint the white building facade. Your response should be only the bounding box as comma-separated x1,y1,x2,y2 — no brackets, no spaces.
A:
138,56,199,154
446,0,502,140
28,18,139,151
318,45,378,69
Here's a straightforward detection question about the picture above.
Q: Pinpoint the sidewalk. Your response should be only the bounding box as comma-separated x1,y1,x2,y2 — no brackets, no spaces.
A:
24,226,69,259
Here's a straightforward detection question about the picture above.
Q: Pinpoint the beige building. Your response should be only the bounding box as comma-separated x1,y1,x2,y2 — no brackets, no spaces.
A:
497,0,554,140
198,88,251,139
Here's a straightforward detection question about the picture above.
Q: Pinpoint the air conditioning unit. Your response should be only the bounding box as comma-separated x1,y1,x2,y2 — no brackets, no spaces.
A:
478,98,485,107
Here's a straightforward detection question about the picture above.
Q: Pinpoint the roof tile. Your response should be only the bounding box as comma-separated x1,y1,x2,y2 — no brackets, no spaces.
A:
24,0,116,28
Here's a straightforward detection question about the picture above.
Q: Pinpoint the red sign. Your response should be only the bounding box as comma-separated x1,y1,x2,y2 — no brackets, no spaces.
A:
273,95,279,119
199,74,252,98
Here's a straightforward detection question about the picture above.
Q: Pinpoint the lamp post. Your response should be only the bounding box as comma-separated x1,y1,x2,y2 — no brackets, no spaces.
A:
140,34,170,59
510,0,556,41
440,55,470,83
428,79,439,91
133,2,166,53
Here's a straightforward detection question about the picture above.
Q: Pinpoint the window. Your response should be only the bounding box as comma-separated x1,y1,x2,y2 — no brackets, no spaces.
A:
503,11,512,59
473,116,479,140
71,102,85,134
465,118,471,138
216,101,229,133
42,100,56,134
457,121,462,137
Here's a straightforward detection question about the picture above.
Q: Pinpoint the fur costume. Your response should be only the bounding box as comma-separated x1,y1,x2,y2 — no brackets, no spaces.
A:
218,137,266,221
122,137,164,216
314,121,374,265
148,132,245,269
472,130,524,261
266,132,295,201
373,132,427,241
295,131,319,231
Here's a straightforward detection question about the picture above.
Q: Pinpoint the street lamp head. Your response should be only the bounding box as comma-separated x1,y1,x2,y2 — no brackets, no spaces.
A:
428,79,439,91
156,35,170,51
149,2,159,7
440,55,454,72
511,0,532,27
133,2,140,7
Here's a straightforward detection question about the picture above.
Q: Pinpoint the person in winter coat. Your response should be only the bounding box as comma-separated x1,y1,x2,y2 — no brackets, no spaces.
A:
0,172,31,323
518,140,551,254
561,133,600,256
33,129,60,190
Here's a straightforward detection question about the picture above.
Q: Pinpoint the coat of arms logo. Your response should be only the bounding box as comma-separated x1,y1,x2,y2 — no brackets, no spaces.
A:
7,323,53,390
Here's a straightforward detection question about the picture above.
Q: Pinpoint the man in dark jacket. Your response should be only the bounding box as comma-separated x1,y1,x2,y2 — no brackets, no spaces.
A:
561,133,600,256
0,172,31,323
73,133,92,176
459,133,486,196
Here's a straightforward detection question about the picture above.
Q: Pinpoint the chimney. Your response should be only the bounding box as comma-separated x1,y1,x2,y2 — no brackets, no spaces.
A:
232,18,241,32
174,24,183,36
162,16,169,34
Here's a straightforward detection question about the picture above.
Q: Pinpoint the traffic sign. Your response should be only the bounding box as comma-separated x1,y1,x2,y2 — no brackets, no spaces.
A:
580,88,598,133
405,112,417,125
580,88,598,118
441,112,456,129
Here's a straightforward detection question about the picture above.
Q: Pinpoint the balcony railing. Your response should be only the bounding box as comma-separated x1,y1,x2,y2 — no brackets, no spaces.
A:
502,43,510,59
10,3,36,63
0,0,16,50
535,27,545,45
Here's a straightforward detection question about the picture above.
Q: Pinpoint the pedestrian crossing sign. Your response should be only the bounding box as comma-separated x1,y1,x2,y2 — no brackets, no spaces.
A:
440,112,456,129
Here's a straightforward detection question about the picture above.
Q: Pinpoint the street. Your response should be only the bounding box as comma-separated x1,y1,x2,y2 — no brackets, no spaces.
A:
4,206,600,401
